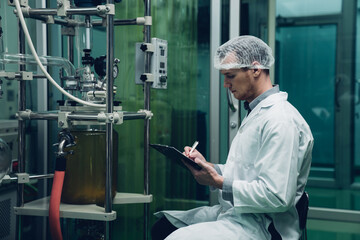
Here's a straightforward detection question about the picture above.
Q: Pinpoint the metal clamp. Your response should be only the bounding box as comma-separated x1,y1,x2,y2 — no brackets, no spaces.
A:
97,4,115,16
0,71,16,80
16,173,30,184
140,73,154,83
0,71,32,81
138,109,153,120
21,71,33,80
16,109,32,120
58,111,70,128
136,17,145,25
57,0,70,17
144,16,152,26
140,43,154,53
97,112,124,124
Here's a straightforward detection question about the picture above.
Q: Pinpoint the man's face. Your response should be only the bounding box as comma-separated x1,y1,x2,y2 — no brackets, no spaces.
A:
221,68,256,102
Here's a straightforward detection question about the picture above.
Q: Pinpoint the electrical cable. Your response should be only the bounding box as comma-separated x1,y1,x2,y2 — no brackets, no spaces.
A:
13,0,106,108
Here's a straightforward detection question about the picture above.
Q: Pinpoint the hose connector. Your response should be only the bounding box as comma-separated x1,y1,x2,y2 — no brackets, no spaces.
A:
53,129,75,158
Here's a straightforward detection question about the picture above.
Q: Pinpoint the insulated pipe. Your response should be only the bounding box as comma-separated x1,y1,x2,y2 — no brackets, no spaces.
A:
144,1,151,240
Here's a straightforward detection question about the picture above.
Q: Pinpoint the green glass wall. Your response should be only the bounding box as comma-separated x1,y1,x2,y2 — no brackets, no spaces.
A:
112,1,210,238
275,0,360,239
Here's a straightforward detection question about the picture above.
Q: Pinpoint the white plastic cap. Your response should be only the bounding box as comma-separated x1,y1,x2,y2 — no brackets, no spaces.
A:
214,35,275,70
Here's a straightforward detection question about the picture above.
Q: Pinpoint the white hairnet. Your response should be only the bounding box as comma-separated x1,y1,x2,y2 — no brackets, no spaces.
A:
214,35,275,70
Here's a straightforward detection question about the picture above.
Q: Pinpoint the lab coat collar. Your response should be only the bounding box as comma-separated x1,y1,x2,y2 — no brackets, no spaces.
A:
240,91,288,128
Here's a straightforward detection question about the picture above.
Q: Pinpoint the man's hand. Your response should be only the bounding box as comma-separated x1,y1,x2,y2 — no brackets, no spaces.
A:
183,147,224,189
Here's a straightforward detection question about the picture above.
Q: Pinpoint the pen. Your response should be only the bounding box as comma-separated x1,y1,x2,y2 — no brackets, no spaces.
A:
189,141,199,155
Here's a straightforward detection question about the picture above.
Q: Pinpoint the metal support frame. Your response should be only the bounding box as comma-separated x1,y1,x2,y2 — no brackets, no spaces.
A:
105,0,114,239
143,1,151,239
16,15,26,240
11,1,154,239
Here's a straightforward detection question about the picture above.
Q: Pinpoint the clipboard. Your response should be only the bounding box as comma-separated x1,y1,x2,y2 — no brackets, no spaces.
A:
150,144,202,170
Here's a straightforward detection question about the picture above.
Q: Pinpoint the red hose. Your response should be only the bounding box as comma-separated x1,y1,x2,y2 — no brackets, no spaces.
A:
49,170,65,240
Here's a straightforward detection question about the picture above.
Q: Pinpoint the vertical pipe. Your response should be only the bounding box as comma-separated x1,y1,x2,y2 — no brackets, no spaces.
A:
228,0,240,145
209,0,221,206
16,18,26,240
68,36,74,64
105,1,114,239
36,1,48,238
105,0,114,214
268,0,276,85
143,1,151,239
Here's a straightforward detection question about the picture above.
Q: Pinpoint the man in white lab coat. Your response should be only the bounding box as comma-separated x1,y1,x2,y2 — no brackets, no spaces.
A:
152,35,314,240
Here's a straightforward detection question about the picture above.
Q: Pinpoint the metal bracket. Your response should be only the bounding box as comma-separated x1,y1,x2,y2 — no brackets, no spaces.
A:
136,17,145,25
57,0,70,17
138,109,153,120
0,71,16,80
140,73,154,83
97,112,124,124
16,109,32,120
97,4,115,17
45,15,55,24
16,173,30,184
21,71,33,80
0,71,32,81
140,43,154,53
144,16,152,26
58,111,70,128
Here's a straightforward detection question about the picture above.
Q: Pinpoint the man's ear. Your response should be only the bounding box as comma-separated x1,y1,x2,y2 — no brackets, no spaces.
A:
251,61,261,77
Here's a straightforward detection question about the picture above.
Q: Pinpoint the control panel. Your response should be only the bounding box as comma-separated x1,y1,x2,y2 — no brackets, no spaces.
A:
135,38,168,89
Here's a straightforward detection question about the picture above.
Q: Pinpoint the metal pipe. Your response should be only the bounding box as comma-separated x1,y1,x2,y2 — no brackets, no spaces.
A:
18,12,86,27
5,73,47,79
22,112,58,120
17,111,147,121
144,1,151,239
26,8,57,15
16,17,26,240
66,7,102,15
105,0,114,239
9,174,54,181
93,18,146,27
123,112,147,120
68,35,74,64
21,7,101,16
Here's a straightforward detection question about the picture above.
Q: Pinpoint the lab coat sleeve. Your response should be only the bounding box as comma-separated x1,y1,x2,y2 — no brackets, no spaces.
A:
214,164,225,174
209,164,225,192
232,121,299,214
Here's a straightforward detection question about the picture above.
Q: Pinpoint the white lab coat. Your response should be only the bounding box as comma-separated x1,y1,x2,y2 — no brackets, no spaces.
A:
156,92,314,240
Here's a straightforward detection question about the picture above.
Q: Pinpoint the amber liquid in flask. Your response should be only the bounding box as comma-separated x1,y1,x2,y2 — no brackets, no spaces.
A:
61,130,118,206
